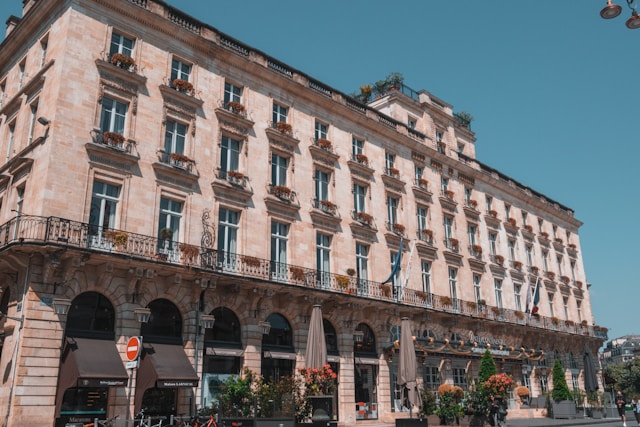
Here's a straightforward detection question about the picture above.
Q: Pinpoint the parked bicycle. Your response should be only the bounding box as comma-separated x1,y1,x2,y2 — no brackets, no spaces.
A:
135,409,165,427
82,415,119,427
167,413,216,427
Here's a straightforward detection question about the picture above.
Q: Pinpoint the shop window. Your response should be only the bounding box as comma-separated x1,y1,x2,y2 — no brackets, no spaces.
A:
140,299,182,344
66,292,115,339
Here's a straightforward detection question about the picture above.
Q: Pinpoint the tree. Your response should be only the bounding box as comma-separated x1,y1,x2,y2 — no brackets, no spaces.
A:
478,349,496,383
551,359,573,402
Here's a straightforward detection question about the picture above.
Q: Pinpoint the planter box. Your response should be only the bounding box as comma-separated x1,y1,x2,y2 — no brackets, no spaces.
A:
552,400,576,419
395,418,428,427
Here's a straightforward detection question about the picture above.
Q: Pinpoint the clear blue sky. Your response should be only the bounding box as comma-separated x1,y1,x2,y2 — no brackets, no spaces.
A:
1,1,635,341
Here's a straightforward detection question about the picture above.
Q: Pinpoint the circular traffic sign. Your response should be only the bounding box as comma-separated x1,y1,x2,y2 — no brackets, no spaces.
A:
126,336,141,361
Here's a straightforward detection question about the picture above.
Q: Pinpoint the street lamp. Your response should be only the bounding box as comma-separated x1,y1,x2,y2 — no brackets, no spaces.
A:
600,0,640,29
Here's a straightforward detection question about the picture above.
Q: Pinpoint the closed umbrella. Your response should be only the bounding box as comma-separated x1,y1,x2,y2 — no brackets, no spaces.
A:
397,317,420,417
583,343,598,394
305,304,327,368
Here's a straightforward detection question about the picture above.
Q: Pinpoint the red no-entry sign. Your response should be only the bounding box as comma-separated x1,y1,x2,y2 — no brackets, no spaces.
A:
126,336,141,361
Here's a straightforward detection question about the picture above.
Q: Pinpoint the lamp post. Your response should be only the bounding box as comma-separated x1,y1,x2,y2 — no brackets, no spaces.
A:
600,0,640,29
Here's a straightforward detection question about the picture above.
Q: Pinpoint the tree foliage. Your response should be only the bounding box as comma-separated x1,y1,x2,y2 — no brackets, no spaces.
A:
604,358,640,398
478,349,497,383
551,359,573,402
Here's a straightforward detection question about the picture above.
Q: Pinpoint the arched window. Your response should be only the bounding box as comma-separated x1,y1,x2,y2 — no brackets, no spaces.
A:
324,319,338,355
66,292,115,339
354,322,376,355
263,313,293,349
204,307,241,347
140,299,182,344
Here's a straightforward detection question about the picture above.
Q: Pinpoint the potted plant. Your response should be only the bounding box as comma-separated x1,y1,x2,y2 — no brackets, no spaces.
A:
513,260,523,270
468,199,478,208
227,101,245,112
507,217,517,226
358,84,372,103
466,301,477,311
388,167,400,176
489,209,498,218
172,78,193,94
179,243,199,263
336,275,350,289
435,384,464,426
289,266,305,282
472,244,483,254
515,386,530,407
355,153,369,165
276,121,292,134
102,131,125,146
550,359,576,418
453,111,473,128
273,185,292,199
380,284,392,298
524,224,533,232
242,256,262,268
346,268,356,277
440,295,452,306
444,190,455,199
417,178,429,188
317,138,332,150
356,212,372,224
160,227,174,240
494,254,504,265
392,223,405,234
110,53,135,70
421,229,433,240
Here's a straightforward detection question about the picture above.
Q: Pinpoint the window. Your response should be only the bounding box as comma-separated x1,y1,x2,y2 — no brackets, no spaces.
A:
40,36,48,67
443,216,453,244
563,297,569,319
486,195,493,213
414,165,424,184
352,136,364,158
164,120,187,155
488,232,497,255
315,170,330,202
171,58,191,82
435,130,443,143
356,243,369,294
552,225,558,239
548,292,555,317
440,176,449,195
407,117,416,129
220,136,241,176
224,82,243,106
542,250,549,272
353,184,366,213
15,185,24,216
0,82,5,108
538,217,544,233
158,197,183,242
315,121,328,141
271,154,288,186
5,121,15,162
417,207,428,232
270,221,288,280
526,245,533,267
448,267,458,310
577,301,582,322
570,260,576,281
385,152,396,170
505,204,511,219
89,181,120,235
556,255,563,276
453,367,467,389
468,224,477,246
27,102,38,145
273,103,288,124
387,196,399,226
508,239,516,261
514,283,522,312
522,211,528,226
421,261,432,295
218,208,240,270
464,187,472,204
109,32,135,58
473,274,482,303
316,233,331,288
494,279,503,309
18,60,25,91
423,365,439,392
100,97,128,135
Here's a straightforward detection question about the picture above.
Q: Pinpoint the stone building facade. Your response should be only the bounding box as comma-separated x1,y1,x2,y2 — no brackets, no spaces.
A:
0,0,606,425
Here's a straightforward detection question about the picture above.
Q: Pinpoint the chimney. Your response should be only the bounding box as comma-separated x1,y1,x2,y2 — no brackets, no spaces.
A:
22,0,38,16
5,16,21,38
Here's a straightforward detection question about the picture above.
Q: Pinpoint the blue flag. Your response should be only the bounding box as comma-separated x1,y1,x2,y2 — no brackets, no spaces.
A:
381,237,403,284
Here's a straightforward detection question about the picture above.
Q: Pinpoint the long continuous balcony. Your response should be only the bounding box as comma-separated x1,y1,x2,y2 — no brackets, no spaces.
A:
0,215,606,339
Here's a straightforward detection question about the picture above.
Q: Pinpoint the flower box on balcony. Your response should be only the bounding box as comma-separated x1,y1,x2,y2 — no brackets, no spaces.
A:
494,254,504,265
444,190,455,199
227,101,245,112
581,320,588,327
440,296,452,306
320,200,336,212
489,209,498,218
103,131,125,146
380,284,392,298
179,243,199,263
468,199,478,208
466,301,477,311
170,152,191,163
242,256,262,268
555,238,563,244
547,271,556,280
388,167,399,176
449,238,459,249
227,170,245,180
317,138,332,150
172,78,194,94
472,244,483,254
540,231,549,239
560,275,571,284
514,311,525,320
524,224,533,232
110,53,135,70
276,121,292,134
551,317,559,326
531,266,539,274
568,243,577,250
576,281,583,289
415,290,427,301
513,260,523,270
507,217,517,226
273,185,292,199
355,153,369,165
103,230,128,248
565,320,574,327
392,223,405,234
336,275,350,289
356,212,372,224
290,266,305,282
418,178,429,188
491,306,501,316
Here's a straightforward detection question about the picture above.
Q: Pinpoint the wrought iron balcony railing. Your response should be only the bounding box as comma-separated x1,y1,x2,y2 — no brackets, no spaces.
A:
0,215,605,339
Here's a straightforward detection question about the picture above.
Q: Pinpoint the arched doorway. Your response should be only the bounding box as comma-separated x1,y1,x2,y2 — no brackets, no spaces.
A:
55,292,126,427
354,322,378,420
261,313,294,382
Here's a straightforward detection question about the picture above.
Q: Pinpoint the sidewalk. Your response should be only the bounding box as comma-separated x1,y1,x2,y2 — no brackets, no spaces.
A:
506,416,619,427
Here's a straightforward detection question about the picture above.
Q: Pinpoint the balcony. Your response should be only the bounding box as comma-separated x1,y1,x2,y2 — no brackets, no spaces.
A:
0,215,606,340
309,138,339,165
211,170,253,205
86,129,139,168
214,100,254,137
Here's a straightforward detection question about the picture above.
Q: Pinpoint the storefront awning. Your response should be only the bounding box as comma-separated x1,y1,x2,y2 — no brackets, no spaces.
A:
134,343,199,413
55,337,128,416
263,350,296,360
205,347,244,357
